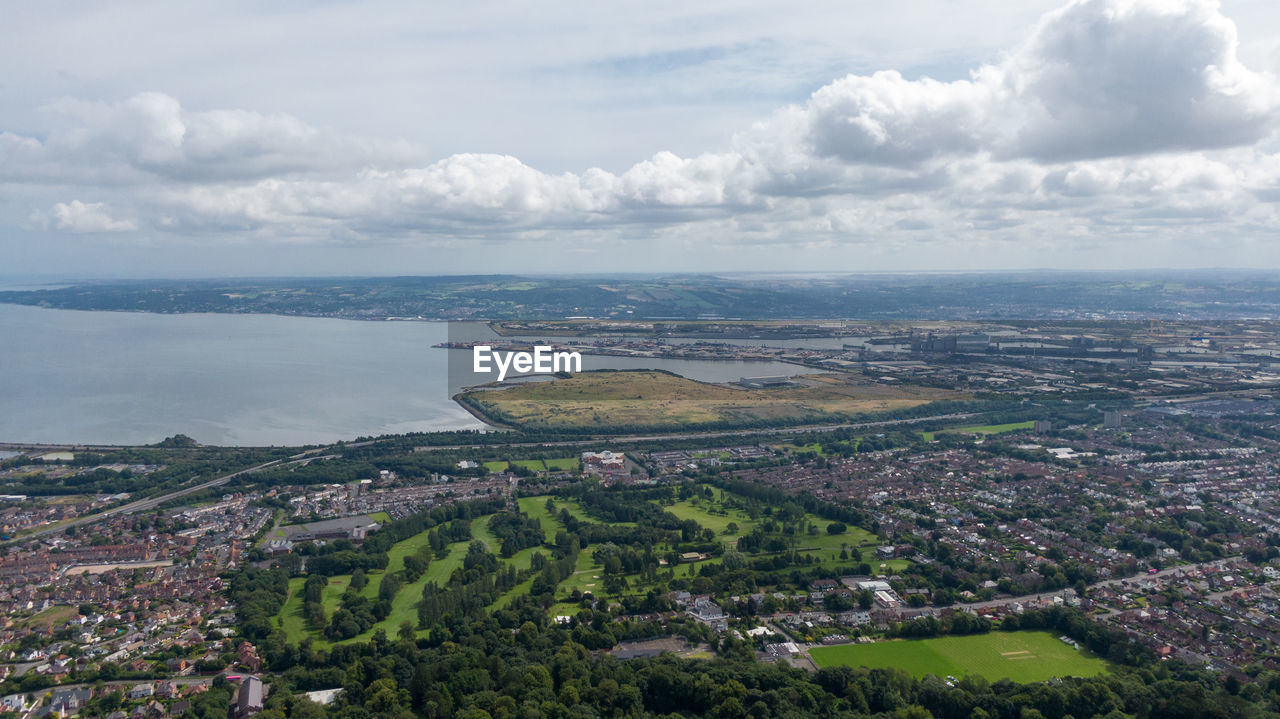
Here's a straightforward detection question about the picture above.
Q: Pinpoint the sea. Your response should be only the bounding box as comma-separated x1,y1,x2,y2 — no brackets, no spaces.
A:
0,304,821,446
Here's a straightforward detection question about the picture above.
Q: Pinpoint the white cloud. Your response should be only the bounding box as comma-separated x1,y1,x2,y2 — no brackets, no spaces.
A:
0,92,425,185
771,0,1279,169
46,201,137,233
3,0,1280,269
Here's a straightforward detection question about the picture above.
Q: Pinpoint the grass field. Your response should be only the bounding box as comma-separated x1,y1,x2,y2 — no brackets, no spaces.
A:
809,631,1109,682
484,457,579,473
463,370,960,430
19,604,76,630
922,421,1035,442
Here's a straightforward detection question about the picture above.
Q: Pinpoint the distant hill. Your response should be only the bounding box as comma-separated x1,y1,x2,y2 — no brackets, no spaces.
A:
2,271,1278,320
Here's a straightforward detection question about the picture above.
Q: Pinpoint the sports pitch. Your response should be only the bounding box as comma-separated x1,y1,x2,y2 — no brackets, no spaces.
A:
809,631,1109,682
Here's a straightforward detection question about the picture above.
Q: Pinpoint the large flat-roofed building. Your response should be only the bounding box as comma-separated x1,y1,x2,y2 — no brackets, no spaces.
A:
284,516,380,543
581,450,626,473
232,676,264,719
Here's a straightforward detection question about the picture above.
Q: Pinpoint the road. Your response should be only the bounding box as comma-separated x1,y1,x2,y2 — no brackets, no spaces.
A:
415,411,982,451
9,676,213,719
955,557,1231,613
13,448,328,541
0,441,205,453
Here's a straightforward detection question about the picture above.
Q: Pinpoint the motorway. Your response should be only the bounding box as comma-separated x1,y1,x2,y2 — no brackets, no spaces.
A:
415,411,983,451
13,448,329,541
2,386,1270,458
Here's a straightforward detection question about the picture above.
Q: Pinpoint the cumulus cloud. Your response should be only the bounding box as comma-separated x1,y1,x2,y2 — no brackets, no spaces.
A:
43,201,138,233
0,92,425,185
774,0,1279,169
5,0,1280,254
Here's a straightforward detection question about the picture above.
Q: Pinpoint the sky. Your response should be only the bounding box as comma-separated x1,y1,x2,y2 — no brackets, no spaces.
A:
3,0,1280,278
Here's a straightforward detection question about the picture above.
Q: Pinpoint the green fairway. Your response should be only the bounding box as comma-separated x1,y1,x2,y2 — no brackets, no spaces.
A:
527,495,616,525
276,517,486,646
370,539,468,639
664,498,755,537
809,631,1109,682
278,575,351,644
471,517,501,553
922,421,1035,441
517,495,559,526
556,548,602,596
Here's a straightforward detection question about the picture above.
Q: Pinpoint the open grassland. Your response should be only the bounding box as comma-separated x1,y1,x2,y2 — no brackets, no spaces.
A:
922,421,1035,442
463,370,960,430
809,631,1109,682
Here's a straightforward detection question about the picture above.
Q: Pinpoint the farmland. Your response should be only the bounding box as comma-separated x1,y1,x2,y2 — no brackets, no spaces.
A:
809,631,1110,682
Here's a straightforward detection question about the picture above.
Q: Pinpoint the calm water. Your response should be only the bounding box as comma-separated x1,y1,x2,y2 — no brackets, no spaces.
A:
0,305,817,446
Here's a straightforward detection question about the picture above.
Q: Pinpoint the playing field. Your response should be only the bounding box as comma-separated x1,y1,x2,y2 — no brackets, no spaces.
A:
484,457,579,473
922,421,1035,441
809,631,1108,682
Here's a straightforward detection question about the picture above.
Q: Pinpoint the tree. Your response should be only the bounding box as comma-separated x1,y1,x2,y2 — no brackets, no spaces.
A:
827,522,847,535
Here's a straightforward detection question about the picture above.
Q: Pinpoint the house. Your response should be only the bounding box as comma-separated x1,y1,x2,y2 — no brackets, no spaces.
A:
237,642,262,672
839,610,872,626
687,598,728,631
129,683,154,700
